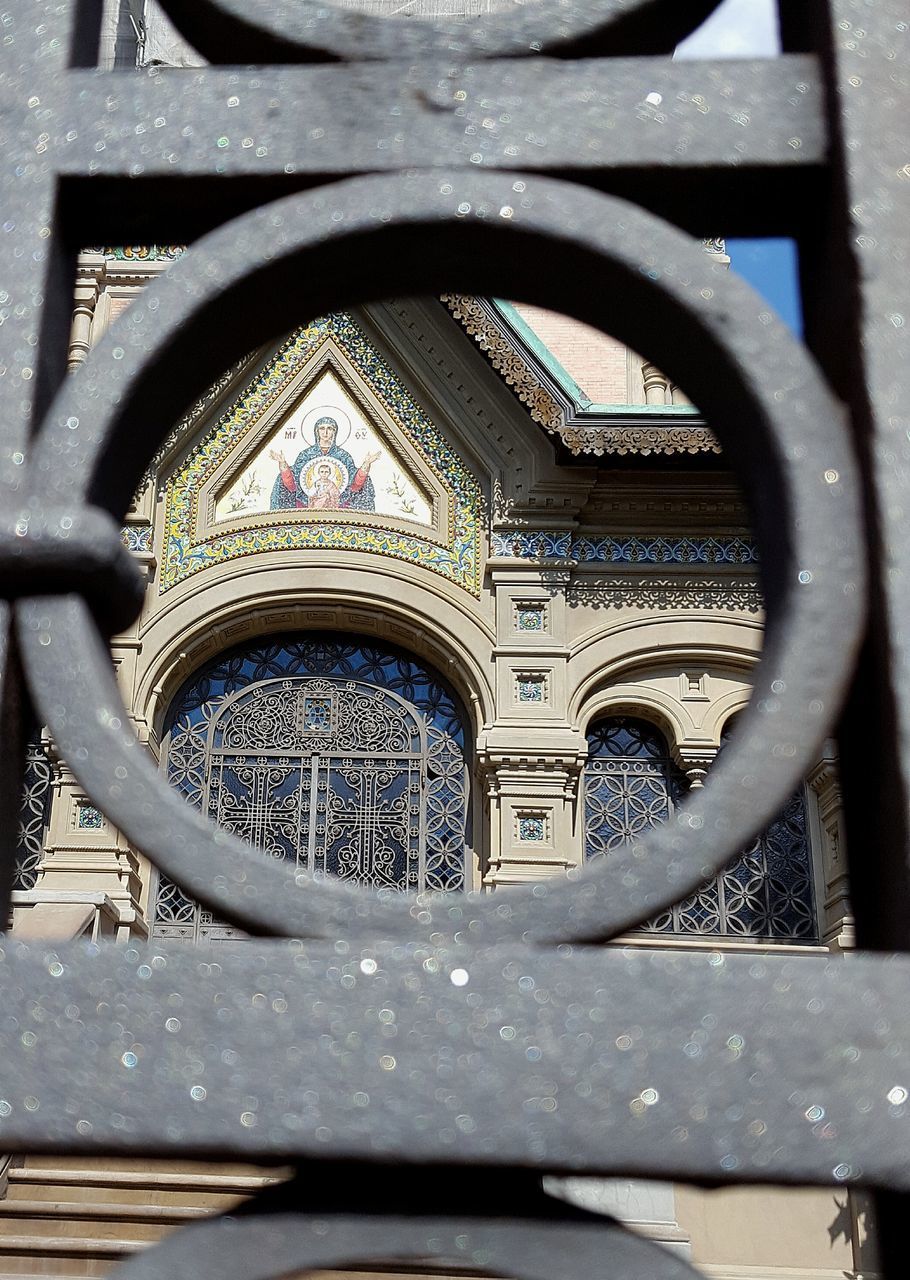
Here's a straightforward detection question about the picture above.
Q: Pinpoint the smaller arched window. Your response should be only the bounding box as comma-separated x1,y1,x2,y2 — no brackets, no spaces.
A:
14,736,52,892
583,717,684,859
583,715,818,941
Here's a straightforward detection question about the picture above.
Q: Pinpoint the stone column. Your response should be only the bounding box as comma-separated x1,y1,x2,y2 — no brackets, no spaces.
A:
641,361,669,405
67,253,105,372
479,747,584,886
14,739,147,941
808,740,854,949
674,744,717,790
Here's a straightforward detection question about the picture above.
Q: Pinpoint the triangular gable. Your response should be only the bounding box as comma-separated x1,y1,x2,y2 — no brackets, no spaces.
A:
213,368,433,527
160,314,482,596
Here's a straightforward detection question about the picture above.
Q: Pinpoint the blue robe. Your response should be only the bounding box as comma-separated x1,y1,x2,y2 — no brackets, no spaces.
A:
270,444,376,512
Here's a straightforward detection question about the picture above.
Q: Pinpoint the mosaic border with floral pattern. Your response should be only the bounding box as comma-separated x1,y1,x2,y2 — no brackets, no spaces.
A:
161,314,482,596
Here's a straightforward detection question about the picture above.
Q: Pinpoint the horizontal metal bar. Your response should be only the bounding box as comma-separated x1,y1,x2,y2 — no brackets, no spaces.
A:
62,56,825,179
0,939,907,1191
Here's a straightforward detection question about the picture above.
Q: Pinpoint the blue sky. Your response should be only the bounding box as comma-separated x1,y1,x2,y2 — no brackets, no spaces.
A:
676,0,803,334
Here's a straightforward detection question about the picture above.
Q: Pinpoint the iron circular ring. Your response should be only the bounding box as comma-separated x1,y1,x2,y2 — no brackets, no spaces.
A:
18,170,866,945
109,1205,706,1280
153,0,725,64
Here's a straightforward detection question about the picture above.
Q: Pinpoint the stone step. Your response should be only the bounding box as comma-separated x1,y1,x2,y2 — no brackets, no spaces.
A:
0,1157,281,1277
0,1198,211,1226
4,1160,284,1208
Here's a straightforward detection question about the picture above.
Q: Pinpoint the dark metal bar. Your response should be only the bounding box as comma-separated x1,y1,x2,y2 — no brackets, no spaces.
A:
59,57,825,179
0,938,907,1191
54,57,827,241
805,3,910,1275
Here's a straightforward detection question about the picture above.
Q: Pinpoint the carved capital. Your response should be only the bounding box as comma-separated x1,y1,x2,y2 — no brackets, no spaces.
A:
641,361,669,406
673,743,718,789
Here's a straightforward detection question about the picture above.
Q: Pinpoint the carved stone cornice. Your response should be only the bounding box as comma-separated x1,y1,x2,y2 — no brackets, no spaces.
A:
579,475,748,528
558,420,721,457
442,293,564,430
442,294,722,458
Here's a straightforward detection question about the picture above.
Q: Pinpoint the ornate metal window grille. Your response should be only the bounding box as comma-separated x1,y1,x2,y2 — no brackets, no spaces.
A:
584,717,817,940
13,737,52,893
153,634,470,941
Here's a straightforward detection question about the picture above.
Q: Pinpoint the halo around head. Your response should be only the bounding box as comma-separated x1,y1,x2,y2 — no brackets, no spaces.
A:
302,455,349,494
302,404,352,447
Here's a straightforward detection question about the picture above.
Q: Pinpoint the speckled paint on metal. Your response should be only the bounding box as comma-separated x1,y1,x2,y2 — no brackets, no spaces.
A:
0,2,907,1277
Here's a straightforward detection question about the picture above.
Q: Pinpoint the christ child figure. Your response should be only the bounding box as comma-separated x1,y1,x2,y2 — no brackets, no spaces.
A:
307,462,343,510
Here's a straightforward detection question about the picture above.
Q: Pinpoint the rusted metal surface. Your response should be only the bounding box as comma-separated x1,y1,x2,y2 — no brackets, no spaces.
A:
0,1,907,1277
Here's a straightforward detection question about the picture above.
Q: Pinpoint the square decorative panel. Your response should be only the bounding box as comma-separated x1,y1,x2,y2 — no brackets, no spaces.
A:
515,812,549,842
516,674,547,703
515,602,547,632
77,804,103,830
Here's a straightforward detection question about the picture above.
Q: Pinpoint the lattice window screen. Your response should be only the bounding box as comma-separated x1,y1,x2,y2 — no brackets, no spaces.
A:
584,716,816,940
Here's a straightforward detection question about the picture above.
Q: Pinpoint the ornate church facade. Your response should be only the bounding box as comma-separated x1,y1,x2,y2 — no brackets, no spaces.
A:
0,237,872,1279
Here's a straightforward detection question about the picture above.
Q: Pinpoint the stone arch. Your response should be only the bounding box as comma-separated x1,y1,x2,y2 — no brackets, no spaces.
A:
578,685,686,754
709,689,755,747
132,556,496,749
567,613,761,727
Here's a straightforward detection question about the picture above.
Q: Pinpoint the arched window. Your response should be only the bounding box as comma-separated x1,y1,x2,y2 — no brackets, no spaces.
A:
583,717,684,858
14,736,52,892
583,715,817,941
153,634,470,942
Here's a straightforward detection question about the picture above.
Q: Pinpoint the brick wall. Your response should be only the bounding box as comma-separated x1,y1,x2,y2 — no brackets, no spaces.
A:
511,304,637,404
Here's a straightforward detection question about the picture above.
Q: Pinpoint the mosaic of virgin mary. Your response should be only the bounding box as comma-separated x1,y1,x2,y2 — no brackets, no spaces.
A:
269,413,380,513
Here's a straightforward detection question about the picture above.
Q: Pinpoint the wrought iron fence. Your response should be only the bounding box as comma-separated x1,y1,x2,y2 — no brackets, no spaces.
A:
0,0,907,1277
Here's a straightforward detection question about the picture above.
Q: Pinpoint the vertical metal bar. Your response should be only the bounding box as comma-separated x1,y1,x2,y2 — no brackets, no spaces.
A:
810,0,910,942
0,610,25,924
0,1,81,915
308,754,320,873
809,2,910,1273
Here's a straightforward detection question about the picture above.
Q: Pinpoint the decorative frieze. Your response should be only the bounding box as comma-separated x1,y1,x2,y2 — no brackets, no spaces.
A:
573,535,757,565
566,576,763,613
556,422,720,456
491,531,758,567
490,531,573,559
90,245,187,261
